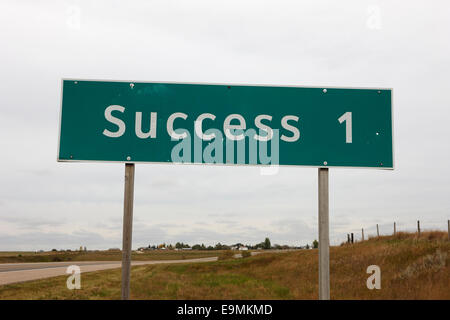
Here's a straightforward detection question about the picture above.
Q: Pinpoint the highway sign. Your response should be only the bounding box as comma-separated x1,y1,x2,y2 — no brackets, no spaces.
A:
58,80,393,168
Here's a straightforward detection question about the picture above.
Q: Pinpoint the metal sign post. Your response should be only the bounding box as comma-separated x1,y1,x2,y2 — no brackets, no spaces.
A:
318,168,330,300
121,163,135,300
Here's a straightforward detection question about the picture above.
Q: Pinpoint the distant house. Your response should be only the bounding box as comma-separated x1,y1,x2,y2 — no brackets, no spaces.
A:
238,247,249,251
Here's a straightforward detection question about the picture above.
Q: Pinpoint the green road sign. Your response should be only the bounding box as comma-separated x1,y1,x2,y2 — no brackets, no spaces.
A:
58,80,393,168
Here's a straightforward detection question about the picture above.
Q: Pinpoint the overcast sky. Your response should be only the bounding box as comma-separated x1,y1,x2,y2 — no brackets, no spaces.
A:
0,0,449,251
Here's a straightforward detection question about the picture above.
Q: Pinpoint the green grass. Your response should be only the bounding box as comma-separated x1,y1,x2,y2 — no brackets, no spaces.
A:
0,255,293,300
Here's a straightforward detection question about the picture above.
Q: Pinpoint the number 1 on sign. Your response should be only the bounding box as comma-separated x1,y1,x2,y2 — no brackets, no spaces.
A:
338,112,352,143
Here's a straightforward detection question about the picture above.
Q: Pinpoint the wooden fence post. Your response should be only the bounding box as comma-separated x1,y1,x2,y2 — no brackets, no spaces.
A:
417,220,421,237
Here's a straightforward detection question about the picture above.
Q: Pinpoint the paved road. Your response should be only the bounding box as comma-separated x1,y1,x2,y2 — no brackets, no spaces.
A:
0,250,280,286
0,257,217,286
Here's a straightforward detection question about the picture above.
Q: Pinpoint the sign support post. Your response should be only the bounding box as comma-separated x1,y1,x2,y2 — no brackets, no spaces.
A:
121,163,135,300
318,168,330,300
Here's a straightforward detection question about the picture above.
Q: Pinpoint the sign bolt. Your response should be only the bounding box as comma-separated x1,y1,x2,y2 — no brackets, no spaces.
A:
130,83,134,89
127,156,131,161
323,161,328,165
323,89,327,93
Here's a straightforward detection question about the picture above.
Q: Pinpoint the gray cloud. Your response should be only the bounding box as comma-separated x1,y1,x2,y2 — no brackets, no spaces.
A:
0,0,449,250
0,216,66,229
0,231,108,251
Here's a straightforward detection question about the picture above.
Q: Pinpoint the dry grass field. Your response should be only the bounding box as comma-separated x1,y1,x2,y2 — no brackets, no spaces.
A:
0,250,220,263
0,252,37,257
0,231,448,300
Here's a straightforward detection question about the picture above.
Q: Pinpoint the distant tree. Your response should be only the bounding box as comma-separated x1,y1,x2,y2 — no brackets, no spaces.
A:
264,238,271,249
175,242,191,249
312,240,318,249
192,244,202,250
254,242,265,249
207,245,214,250
306,244,310,249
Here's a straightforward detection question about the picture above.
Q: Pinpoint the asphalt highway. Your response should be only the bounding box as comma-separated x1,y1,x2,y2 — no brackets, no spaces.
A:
0,257,218,286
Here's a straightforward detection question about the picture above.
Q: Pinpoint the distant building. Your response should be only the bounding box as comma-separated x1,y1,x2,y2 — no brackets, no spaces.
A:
231,243,248,250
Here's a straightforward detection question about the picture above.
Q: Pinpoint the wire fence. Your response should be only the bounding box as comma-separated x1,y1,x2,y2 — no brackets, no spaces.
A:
342,219,449,244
